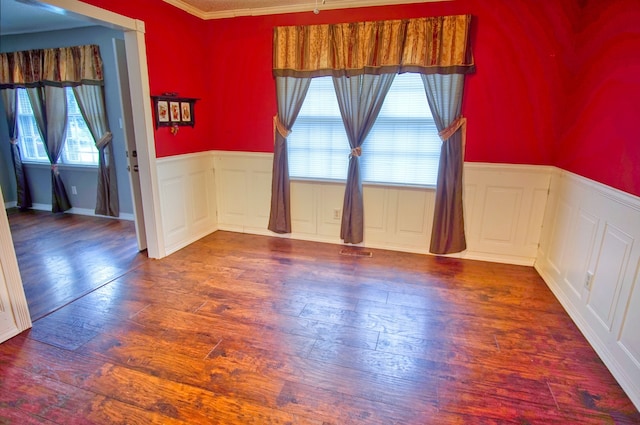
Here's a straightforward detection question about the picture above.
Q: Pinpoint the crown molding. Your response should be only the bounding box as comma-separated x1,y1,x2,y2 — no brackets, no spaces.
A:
163,0,450,20
163,0,209,19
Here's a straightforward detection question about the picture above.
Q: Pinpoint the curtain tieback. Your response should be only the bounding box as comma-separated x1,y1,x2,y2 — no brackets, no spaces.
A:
350,146,362,158
273,115,291,141
438,116,466,141
9,137,18,145
96,131,113,149
51,164,59,175
438,115,467,156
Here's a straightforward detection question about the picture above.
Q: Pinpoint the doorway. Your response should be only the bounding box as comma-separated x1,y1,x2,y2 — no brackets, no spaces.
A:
0,0,163,338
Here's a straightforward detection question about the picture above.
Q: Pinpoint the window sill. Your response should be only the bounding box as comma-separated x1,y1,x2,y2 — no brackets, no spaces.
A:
290,176,436,190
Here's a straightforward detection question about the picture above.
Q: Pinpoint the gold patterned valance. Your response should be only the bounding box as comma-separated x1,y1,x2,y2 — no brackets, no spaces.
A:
0,45,104,89
273,15,475,78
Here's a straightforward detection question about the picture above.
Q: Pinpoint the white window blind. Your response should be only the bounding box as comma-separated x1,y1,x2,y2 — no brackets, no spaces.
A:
16,87,99,167
287,73,441,186
16,89,48,163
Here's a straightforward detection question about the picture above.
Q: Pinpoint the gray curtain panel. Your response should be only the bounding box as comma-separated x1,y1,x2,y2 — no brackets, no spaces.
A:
268,76,311,234
73,85,119,217
1,88,32,209
26,86,71,213
332,73,395,244
421,73,466,254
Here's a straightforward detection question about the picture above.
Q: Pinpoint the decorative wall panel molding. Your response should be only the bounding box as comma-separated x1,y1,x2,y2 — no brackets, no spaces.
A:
536,168,640,410
462,163,552,265
213,151,272,234
156,152,217,255
212,152,552,265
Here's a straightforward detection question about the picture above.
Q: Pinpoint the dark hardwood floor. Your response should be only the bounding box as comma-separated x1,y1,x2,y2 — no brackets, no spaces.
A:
7,208,147,321
1,214,638,424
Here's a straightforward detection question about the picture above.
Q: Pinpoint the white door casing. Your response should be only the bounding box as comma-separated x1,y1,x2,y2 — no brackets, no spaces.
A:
0,185,31,343
113,37,147,251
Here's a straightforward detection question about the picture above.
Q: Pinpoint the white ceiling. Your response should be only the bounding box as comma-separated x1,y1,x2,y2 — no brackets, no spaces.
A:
0,0,93,36
0,0,445,36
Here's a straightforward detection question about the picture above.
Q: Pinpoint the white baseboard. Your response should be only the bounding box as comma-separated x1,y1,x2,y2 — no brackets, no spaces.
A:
30,203,51,211
164,225,219,256
68,207,135,221
220,224,536,266
12,203,134,221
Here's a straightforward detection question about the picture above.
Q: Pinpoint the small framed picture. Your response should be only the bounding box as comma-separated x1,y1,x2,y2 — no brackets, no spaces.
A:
157,101,169,122
170,102,181,122
152,95,198,129
181,102,191,122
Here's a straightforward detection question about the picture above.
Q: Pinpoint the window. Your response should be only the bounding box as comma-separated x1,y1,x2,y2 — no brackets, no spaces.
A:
287,73,441,186
16,87,99,166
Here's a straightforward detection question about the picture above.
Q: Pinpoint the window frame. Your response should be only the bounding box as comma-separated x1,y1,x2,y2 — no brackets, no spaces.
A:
15,87,99,168
286,73,441,189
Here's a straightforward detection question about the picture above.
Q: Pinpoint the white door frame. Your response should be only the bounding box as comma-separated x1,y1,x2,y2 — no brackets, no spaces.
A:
112,38,147,251
0,186,31,341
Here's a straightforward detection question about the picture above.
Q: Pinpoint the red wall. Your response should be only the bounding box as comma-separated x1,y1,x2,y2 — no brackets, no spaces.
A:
556,0,640,197
82,0,213,157
81,0,639,197
206,0,573,167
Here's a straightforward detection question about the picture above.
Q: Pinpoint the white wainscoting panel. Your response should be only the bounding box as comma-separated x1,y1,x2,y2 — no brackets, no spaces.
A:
161,176,188,249
481,186,522,242
364,186,388,233
563,209,599,299
536,169,640,410
317,183,343,238
217,167,246,228
586,224,632,331
213,152,551,264
213,152,273,234
618,269,640,396
156,153,217,255
463,163,552,265
364,186,435,252
291,181,318,235
248,166,273,230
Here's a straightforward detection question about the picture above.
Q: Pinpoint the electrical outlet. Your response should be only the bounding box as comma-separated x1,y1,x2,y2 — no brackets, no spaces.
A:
333,208,341,220
585,271,594,289
71,186,77,195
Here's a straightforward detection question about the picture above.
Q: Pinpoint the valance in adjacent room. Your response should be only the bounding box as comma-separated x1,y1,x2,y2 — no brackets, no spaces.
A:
0,45,104,88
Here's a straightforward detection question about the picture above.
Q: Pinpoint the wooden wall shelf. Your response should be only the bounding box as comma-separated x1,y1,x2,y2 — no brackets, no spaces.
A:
151,95,198,129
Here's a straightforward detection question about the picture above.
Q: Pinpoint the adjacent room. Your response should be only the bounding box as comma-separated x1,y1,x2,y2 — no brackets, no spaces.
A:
0,0,148,320
0,0,638,422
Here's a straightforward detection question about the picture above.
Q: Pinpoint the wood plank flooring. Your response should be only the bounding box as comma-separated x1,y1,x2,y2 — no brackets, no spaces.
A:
1,216,638,423
7,209,147,320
